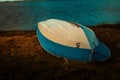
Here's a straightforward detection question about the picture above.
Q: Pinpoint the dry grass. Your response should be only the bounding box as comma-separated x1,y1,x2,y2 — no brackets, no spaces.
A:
0,24,120,80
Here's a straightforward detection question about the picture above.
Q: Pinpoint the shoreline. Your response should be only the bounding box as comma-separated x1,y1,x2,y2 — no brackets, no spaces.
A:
0,24,120,80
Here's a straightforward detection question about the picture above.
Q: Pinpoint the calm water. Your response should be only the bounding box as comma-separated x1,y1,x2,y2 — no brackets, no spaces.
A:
0,0,120,30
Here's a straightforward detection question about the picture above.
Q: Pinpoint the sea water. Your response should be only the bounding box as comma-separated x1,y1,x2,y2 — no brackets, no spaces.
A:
0,0,120,30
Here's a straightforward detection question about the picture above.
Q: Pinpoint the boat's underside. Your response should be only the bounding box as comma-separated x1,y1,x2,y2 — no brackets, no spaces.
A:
36,28,111,62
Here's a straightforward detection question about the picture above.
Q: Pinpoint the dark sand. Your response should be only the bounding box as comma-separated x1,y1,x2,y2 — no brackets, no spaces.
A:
0,24,120,80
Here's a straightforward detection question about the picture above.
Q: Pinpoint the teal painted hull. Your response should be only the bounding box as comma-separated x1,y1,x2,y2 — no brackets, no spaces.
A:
36,28,111,62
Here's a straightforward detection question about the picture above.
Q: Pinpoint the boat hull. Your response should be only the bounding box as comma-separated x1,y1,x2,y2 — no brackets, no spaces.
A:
36,25,111,62
36,28,92,61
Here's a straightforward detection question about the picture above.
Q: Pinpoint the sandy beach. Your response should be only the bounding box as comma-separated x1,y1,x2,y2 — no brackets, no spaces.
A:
0,24,120,80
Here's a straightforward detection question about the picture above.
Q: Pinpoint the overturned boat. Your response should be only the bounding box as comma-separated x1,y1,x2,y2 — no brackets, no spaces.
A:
36,19,111,62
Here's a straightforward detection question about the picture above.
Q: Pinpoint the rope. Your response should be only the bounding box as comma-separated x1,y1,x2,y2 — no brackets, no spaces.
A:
90,49,94,61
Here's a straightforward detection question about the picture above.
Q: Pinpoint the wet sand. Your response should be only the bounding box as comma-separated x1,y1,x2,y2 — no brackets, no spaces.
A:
0,24,120,80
